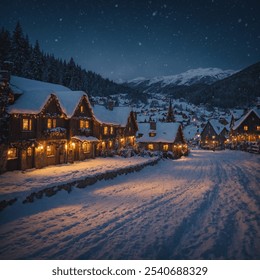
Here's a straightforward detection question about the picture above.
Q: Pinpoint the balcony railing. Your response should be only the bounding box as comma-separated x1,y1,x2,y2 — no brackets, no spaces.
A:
44,127,67,138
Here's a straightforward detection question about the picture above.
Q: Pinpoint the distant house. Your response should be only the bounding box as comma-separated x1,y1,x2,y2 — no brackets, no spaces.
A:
200,119,229,149
230,108,260,142
137,121,188,158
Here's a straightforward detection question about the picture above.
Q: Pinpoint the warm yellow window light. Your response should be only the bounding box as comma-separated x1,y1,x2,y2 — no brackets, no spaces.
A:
22,118,32,131
104,126,108,135
163,144,168,151
148,144,154,150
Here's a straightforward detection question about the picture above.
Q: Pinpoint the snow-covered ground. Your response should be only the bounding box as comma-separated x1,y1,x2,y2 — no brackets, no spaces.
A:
0,156,154,202
0,150,259,260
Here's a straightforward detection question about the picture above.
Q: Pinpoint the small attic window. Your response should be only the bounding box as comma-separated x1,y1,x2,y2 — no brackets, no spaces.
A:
80,105,84,113
149,132,156,137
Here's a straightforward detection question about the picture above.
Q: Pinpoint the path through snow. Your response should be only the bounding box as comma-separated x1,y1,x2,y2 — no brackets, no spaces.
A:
0,150,259,259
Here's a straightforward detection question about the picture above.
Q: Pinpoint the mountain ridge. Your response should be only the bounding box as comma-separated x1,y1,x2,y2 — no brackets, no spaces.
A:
127,67,236,89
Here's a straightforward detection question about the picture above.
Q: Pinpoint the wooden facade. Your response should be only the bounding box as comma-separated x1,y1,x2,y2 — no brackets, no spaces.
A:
200,120,228,149
230,109,260,143
4,77,138,172
137,122,188,158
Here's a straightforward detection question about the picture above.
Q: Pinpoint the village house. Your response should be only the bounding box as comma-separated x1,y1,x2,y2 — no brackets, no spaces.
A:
200,119,229,149
229,108,260,152
137,121,188,158
3,75,138,171
92,104,138,156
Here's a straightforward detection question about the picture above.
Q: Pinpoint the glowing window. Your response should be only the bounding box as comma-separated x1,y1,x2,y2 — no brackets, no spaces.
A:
163,144,168,151
244,125,248,131
46,145,54,156
103,126,108,135
82,142,91,153
27,147,32,156
148,144,154,150
7,148,17,159
80,120,89,129
22,118,32,131
257,126,260,131
110,126,114,134
80,105,84,113
47,119,56,129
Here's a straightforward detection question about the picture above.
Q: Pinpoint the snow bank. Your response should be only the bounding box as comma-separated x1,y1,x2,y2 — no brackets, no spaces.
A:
0,156,159,208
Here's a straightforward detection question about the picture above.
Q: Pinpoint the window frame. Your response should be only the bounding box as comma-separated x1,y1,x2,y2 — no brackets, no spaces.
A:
22,118,32,131
7,148,18,160
80,119,89,129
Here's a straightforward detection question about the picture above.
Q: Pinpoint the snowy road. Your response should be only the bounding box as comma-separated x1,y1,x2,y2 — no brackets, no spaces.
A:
0,150,259,259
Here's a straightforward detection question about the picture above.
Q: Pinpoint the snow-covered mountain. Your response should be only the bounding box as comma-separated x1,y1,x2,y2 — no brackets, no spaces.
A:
128,68,236,88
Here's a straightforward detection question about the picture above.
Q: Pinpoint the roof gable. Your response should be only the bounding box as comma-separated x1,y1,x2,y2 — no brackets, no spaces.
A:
137,122,181,143
8,76,88,117
233,108,260,130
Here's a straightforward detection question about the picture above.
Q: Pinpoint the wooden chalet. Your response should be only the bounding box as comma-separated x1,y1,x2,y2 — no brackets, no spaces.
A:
230,108,260,143
200,119,229,149
137,121,188,158
4,76,138,171
92,104,138,156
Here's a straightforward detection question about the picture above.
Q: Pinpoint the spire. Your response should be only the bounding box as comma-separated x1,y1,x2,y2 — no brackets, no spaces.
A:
166,99,175,122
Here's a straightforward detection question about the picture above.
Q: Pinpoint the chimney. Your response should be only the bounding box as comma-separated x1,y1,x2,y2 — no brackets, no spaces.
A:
107,99,114,111
150,121,156,130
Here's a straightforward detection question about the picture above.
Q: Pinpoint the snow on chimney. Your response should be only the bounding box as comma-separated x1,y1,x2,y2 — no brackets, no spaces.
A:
150,121,156,130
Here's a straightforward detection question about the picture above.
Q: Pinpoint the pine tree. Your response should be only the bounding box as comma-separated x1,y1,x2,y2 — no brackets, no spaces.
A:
0,68,12,173
0,28,11,66
166,99,175,122
11,21,29,75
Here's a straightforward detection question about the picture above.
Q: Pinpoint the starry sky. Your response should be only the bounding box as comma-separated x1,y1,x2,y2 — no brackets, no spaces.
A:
1,0,260,81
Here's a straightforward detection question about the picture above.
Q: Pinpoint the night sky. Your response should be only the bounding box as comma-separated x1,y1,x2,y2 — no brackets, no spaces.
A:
1,0,260,81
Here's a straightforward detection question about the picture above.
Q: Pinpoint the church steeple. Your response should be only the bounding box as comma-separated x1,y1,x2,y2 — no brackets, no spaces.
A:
166,99,175,122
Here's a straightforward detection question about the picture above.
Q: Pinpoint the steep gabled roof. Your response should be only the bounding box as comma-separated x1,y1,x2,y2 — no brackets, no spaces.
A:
8,89,53,114
93,105,131,126
8,76,87,117
137,122,181,143
54,91,88,117
208,119,227,135
233,108,260,130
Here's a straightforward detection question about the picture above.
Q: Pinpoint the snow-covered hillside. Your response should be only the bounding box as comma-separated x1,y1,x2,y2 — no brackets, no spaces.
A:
128,68,236,87
0,150,259,259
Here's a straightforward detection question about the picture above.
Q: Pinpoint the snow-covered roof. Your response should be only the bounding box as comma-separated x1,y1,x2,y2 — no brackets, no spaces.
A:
183,124,200,140
208,119,228,135
93,105,131,126
137,122,181,143
8,76,87,117
71,135,99,142
10,76,69,93
231,109,244,120
53,91,88,117
9,89,53,114
233,108,260,130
